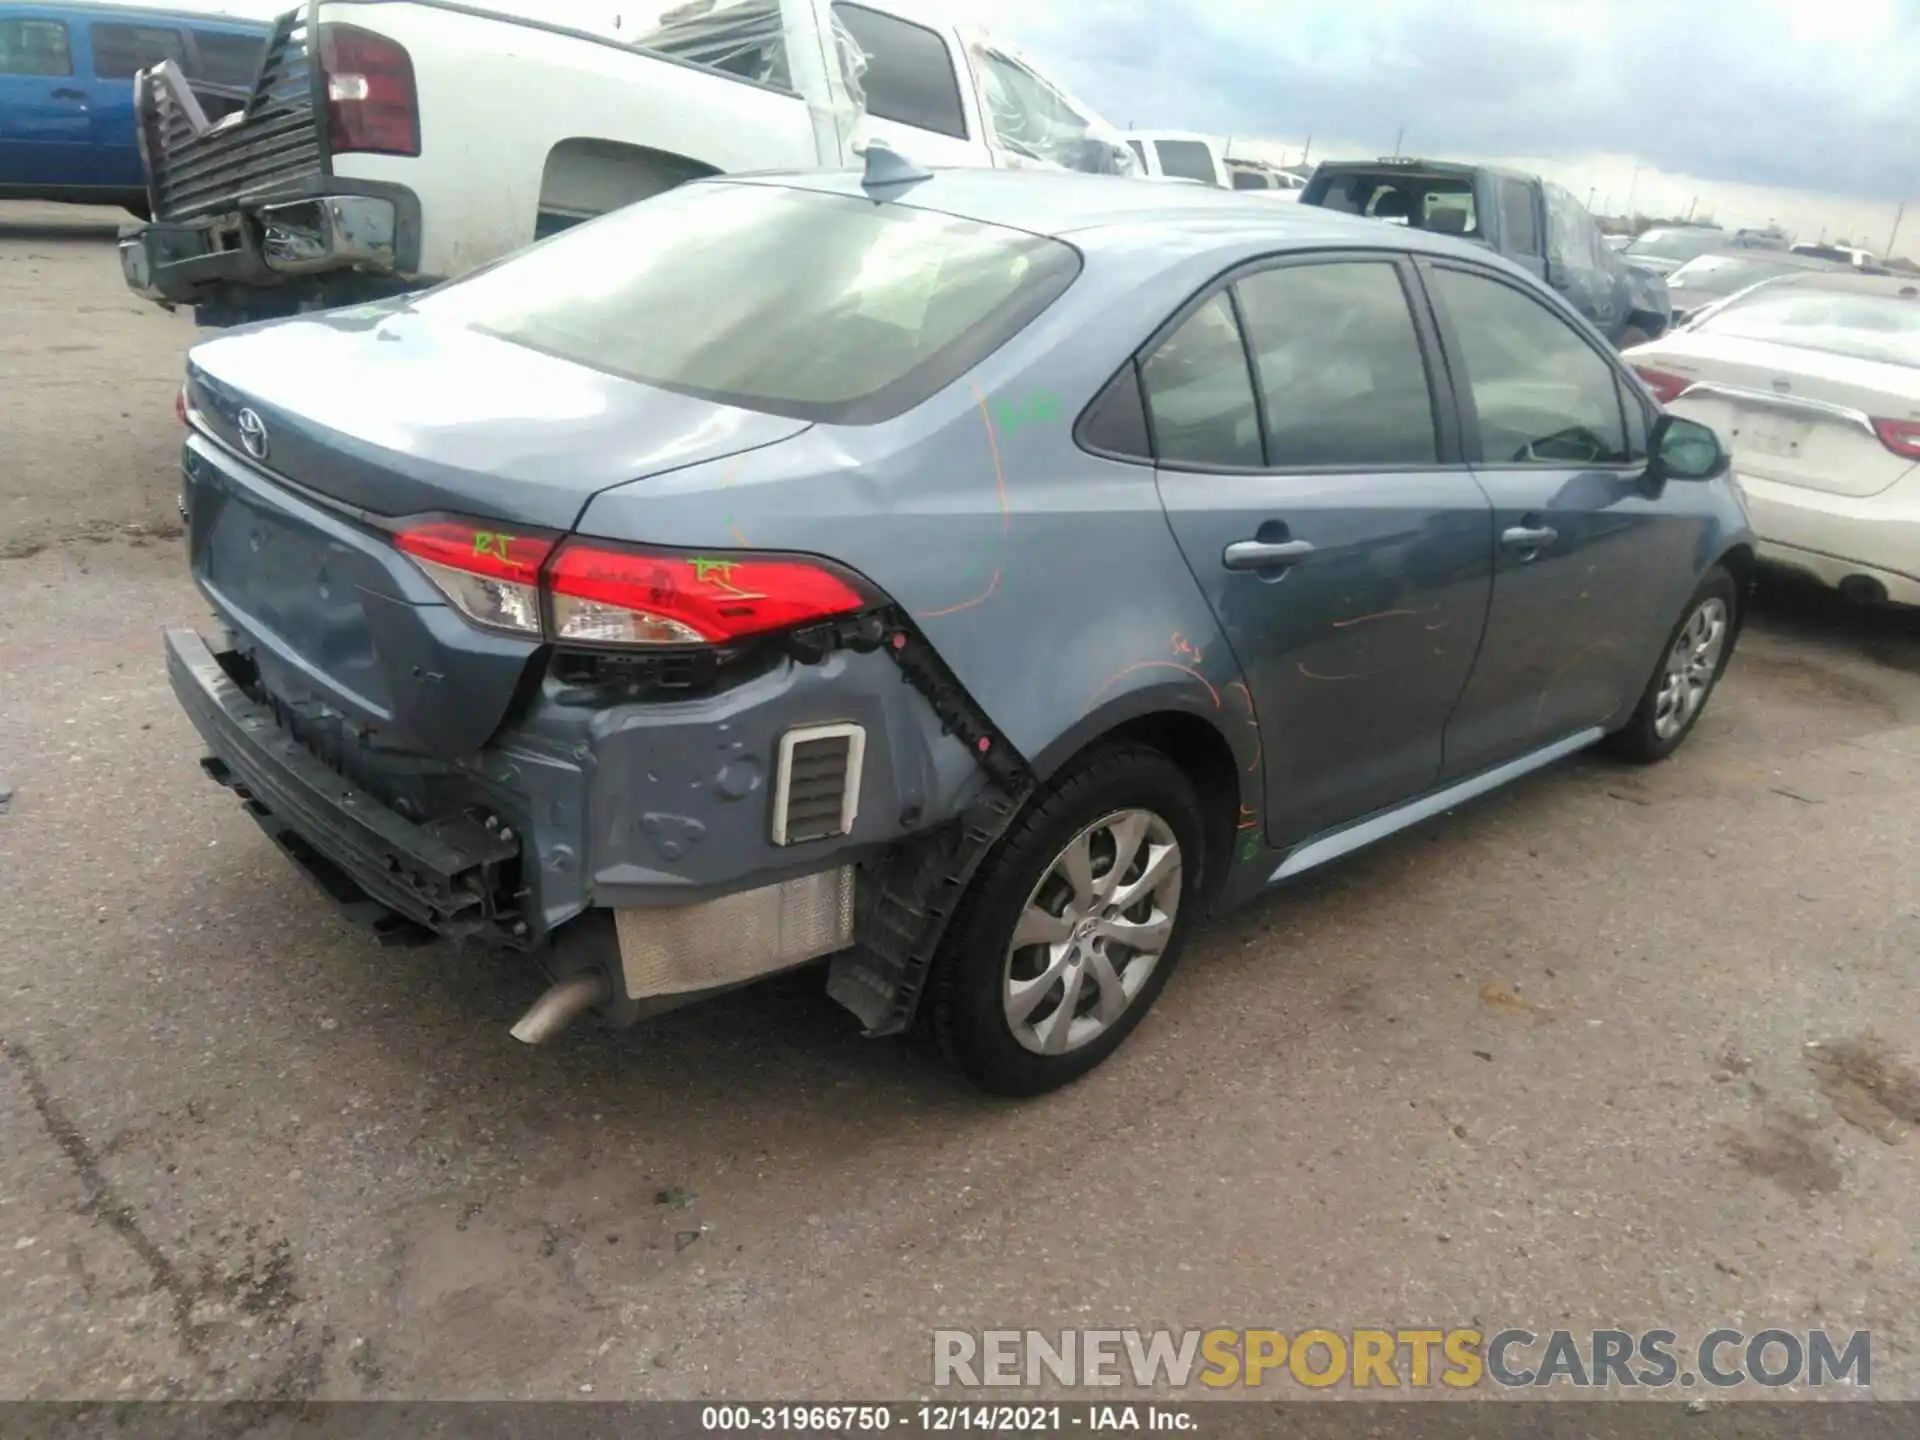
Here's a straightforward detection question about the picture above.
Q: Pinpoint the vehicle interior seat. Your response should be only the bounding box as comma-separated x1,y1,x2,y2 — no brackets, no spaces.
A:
1370,189,1410,222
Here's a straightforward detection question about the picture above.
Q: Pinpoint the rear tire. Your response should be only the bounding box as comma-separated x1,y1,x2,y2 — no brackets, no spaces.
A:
1604,566,1739,763
928,745,1206,1097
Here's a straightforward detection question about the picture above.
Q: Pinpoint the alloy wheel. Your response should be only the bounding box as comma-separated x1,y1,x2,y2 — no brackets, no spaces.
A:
1653,596,1729,740
1002,809,1182,1056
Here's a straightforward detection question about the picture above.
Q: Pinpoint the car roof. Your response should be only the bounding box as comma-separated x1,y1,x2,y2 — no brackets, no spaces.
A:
1311,157,1535,183
727,165,1500,262
35,0,273,21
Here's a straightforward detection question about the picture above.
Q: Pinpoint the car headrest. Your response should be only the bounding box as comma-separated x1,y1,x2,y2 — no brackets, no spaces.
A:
1428,208,1469,234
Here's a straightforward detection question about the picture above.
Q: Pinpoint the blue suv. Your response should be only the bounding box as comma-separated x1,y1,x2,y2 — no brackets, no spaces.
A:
0,2,267,215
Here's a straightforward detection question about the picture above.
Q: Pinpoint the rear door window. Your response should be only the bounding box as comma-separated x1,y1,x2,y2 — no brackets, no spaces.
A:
1234,260,1438,467
1154,140,1218,185
0,17,72,75
1140,294,1262,468
90,22,187,79
832,2,967,140
188,28,266,88
417,182,1080,425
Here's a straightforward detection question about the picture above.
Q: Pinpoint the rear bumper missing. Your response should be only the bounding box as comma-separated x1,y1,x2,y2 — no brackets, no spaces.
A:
167,626,924,1014
167,627,524,944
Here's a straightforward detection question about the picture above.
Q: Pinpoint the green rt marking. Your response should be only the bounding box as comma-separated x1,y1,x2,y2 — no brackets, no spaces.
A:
993,390,1061,437
690,557,738,584
473,530,516,563
1238,830,1262,862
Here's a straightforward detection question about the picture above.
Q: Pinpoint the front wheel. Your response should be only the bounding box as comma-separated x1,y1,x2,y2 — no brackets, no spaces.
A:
927,745,1206,1096
1604,566,1738,763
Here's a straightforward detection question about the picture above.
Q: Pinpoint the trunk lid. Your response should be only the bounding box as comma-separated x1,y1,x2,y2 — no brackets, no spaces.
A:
186,302,813,531
182,306,812,758
1647,330,1920,499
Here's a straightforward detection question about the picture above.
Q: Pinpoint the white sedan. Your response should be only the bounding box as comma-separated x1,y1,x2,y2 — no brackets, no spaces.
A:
1625,272,1920,605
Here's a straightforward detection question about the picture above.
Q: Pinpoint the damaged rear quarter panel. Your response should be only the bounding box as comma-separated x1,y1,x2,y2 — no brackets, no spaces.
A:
573,255,1263,836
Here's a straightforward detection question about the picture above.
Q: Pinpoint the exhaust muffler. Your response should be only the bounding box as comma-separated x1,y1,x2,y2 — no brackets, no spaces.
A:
510,971,612,1046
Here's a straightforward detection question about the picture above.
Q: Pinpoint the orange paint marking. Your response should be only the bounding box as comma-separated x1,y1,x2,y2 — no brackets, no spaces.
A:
971,380,1011,536
1227,679,1263,774
914,568,1001,620
1082,660,1220,715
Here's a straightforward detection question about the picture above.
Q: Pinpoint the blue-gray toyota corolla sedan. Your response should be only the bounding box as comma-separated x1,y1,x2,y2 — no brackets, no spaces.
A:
166,163,1754,1095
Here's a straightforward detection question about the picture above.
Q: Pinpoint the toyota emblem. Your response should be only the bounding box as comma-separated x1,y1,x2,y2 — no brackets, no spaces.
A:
236,407,270,461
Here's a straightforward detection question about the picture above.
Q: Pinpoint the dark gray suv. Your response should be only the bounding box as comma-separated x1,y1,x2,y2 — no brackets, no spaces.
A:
166,167,1754,1095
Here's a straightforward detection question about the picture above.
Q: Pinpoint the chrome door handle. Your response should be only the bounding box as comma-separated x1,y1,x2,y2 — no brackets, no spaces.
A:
1223,538,1315,571
1501,525,1558,551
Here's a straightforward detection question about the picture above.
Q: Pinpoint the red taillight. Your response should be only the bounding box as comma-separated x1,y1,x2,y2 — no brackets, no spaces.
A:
547,541,870,647
1633,366,1692,406
396,520,554,636
319,23,419,157
393,520,874,647
1873,417,1920,460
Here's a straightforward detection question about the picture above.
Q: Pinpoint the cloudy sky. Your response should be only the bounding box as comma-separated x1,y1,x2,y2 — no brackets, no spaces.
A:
969,0,1919,249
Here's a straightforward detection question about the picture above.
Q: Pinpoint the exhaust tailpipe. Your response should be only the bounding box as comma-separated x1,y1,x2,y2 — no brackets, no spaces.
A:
510,971,612,1046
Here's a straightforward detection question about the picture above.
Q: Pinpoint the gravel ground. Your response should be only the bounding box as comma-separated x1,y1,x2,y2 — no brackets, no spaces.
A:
2,202,1918,1404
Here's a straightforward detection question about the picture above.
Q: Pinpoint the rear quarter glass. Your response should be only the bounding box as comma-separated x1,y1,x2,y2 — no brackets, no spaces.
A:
411,183,1083,426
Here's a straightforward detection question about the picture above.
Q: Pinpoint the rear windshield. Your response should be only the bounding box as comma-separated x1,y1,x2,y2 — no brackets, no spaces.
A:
1698,288,1920,368
417,183,1082,424
1308,171,1480,235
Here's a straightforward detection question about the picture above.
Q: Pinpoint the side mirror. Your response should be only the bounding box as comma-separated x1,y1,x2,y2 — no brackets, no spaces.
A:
1647,412,1729,482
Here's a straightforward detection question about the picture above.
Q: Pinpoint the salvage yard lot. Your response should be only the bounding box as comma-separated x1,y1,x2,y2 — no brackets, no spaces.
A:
2,203,1918,1400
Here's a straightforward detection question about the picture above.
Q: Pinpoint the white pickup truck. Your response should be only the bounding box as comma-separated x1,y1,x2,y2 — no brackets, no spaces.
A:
119,0,1135,325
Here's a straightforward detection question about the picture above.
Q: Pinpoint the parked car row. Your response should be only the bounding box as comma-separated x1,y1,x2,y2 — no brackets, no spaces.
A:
112,0,1142,325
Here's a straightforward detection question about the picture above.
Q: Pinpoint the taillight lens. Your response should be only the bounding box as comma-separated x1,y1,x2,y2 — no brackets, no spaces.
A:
393,521,876,647
548,541,870,646
1873,418,1920,460
1632,366,1692,406
319,23,419,157
396,520,553,635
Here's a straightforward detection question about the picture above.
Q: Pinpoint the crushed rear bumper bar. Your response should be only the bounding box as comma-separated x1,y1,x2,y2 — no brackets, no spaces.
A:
166,628,521,943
